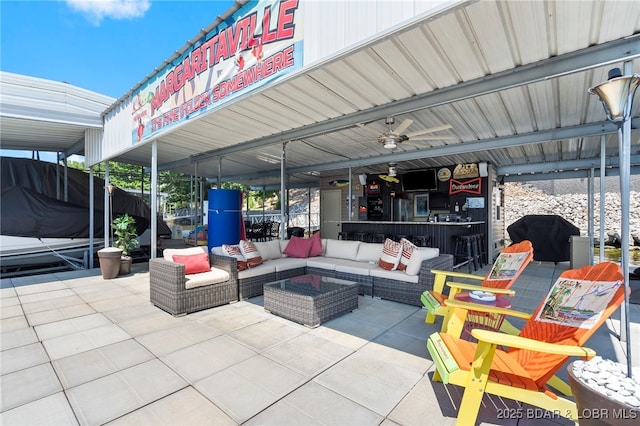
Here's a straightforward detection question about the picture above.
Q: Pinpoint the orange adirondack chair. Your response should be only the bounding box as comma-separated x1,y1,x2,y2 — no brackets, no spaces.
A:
426,261,625,425
421,240,534,327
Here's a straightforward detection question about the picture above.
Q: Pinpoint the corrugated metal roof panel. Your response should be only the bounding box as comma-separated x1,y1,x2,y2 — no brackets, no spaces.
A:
3,1,639,186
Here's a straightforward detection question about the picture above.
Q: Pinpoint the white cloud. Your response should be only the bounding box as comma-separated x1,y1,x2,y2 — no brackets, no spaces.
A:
66,0,151,25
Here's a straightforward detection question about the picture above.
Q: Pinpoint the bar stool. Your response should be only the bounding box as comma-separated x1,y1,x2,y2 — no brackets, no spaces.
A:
454,234,481,273
476,234,487,266
412,235,432,247
369,233,386,243
352,232,367,242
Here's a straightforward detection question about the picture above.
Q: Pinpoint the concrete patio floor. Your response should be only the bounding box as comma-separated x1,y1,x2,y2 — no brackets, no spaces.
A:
1,260,638,425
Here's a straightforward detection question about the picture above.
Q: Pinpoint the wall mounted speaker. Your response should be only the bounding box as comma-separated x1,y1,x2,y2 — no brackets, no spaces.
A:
479,162,488,177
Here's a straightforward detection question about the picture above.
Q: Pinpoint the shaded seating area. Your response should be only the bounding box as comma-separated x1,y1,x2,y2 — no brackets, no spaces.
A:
426,261,625,425
1,256,636,425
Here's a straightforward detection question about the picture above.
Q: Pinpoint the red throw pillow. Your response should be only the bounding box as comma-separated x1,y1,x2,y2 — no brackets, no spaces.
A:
172,252,211,274
283,236,313,258
309,232,323,257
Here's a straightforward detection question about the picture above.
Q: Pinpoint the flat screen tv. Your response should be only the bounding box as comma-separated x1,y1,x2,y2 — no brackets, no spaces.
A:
401,169,438,192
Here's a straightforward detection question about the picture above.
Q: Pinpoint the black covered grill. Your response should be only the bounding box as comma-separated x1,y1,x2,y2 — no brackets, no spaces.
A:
507,215,580,263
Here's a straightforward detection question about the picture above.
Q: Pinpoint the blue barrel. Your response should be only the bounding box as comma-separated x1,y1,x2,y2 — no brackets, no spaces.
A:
208,189,242,250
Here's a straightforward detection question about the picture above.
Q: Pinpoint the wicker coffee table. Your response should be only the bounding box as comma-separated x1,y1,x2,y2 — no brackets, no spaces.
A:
263,274,358,327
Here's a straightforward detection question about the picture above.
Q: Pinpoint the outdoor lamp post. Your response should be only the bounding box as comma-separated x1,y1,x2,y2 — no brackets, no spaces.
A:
589,67,640,378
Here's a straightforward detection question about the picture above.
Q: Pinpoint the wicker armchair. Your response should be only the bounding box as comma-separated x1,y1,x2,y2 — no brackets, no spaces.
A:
150,249,238,316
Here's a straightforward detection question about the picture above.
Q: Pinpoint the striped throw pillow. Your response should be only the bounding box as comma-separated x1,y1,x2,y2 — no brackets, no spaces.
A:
378,238,402,271
239,239,263,268
397,238,417,272
222,244,248,271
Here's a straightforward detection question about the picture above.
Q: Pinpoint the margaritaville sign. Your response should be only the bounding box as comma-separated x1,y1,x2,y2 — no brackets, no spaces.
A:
131,0,302,144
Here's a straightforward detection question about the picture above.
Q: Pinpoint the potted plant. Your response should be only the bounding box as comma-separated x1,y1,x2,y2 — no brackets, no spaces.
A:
112,214,139,275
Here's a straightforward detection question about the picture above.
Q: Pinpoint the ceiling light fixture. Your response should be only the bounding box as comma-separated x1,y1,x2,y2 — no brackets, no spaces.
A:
382,137,397,149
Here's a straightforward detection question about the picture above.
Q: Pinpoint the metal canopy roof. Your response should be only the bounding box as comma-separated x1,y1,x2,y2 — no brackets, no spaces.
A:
2,1,639,187
0,72,115,157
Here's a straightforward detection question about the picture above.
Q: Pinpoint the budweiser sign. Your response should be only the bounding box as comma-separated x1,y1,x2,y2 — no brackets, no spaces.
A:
449,177,482,195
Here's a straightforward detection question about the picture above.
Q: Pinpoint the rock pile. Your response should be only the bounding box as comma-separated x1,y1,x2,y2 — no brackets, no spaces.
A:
571,357,640,408
504,183,640,244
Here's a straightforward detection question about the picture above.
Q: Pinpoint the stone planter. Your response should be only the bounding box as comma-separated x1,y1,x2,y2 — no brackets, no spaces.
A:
119,256,133,275
98,247,123,279
567,359,639,426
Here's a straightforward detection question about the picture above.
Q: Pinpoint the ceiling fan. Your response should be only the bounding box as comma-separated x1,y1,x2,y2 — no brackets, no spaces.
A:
357,117,454,149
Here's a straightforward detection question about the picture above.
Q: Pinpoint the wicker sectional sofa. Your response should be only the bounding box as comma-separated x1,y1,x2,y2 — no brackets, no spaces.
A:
212,238,453,307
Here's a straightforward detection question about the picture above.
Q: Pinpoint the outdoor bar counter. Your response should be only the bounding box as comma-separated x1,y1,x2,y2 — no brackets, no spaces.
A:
340,220,485,255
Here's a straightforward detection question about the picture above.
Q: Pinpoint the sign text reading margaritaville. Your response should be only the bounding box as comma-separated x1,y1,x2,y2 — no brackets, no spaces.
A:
149,47,294,132
131,0,302,144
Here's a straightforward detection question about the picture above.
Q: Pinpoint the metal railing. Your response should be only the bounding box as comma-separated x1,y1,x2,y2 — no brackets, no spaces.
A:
244,211,320,235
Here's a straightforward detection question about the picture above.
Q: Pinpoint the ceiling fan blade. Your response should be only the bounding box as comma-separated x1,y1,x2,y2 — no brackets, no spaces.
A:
404,124,453,138
356,123,383,137
393,119,413,135
406,135,456,141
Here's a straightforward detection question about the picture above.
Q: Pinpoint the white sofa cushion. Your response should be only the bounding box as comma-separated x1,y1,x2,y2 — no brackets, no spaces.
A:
273,257,307,272
305,257,338,271
254,240,282,261
185,268,230,289
355,242,383,263
211,246,224,256
335,261,378,276
324,239,361,260
238,262,276,279
370,267,419,283
405,247,439,276
163,246,207,262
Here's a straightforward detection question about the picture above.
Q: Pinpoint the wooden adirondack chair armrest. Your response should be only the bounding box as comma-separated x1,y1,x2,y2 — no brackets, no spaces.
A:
431,269,484,295
446,281,516,296
471,329,597,358
445,299,532,320
431,269,485,281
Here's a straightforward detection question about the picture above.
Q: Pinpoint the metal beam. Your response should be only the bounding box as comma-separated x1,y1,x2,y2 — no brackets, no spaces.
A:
498,155,640,176
218,120,637,181
158,35,640,172
502,166,640,182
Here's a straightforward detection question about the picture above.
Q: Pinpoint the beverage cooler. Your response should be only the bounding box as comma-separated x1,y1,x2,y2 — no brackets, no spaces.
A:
367,197,384,221
393,198,413,221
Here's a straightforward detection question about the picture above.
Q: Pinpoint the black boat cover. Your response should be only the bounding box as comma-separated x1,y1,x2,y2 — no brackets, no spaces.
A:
1,157,170,239
507,214,580,262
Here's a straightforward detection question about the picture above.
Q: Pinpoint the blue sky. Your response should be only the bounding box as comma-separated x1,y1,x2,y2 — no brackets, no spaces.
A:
1,0,235,99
